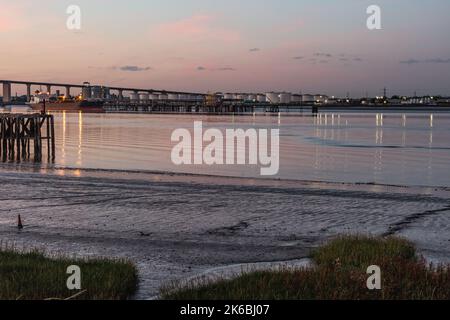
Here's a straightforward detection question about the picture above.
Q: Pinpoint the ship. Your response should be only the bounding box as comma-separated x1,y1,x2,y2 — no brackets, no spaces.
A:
29,92,105,113
30,100,105,113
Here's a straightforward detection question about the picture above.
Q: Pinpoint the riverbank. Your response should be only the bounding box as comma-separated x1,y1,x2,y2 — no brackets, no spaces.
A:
162,235,450,300
0,167,449,299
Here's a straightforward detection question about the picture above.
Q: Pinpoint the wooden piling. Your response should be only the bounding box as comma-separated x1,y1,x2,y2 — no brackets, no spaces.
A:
0,113,55,163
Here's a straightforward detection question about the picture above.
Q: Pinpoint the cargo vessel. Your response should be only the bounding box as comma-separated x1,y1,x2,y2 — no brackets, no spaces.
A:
29,92,105,113
29,100,105,113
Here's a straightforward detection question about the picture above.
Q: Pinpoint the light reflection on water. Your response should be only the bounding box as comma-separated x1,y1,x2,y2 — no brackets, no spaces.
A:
8,111,450,187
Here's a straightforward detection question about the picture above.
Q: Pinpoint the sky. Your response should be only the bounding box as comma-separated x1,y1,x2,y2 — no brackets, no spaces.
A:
1,0,450,97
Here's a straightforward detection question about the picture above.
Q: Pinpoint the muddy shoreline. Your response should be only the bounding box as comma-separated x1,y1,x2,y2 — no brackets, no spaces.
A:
0,168,449,299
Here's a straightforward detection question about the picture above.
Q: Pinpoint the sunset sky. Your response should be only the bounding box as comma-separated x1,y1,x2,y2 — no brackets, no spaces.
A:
1,0,450,97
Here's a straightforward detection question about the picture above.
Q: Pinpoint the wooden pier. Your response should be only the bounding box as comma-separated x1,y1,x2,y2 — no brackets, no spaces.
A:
0,114,55,162
103,101,310,114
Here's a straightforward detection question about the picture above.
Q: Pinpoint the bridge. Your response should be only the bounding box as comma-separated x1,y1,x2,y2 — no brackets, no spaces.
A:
0,79,206,103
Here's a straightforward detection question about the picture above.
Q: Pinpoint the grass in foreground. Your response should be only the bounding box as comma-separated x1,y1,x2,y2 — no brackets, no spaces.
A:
161,235,450,300
0,249,138,300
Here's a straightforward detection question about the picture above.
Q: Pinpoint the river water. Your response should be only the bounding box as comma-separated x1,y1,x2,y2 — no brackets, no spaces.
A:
1,111,449,299
16,111,450,187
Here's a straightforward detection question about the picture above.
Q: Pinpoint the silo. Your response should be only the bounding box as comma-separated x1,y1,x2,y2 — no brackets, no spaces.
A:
257,94,266,102
279,92,292,104
266,92,280,104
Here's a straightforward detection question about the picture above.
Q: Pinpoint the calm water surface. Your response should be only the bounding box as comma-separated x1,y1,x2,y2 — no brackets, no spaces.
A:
7,112,450,187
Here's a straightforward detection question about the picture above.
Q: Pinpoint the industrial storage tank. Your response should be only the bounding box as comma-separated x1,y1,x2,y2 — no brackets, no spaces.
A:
130,93,140,102
149,94,159,100
82,86,91,99
257,94,266,102
247,94,257,102
266,92,280,104
91,86,103,99
159,94,168,100
168,93,179,100
279,92,292,104
314,95,328,104
139,93,149,102
291,94,302,103
302,94,315,103
103,87,111,100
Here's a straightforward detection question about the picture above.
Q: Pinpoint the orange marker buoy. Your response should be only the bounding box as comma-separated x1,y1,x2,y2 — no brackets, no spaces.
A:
18,215,24,230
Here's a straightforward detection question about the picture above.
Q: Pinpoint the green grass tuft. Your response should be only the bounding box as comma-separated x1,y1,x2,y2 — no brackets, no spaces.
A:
0,249,138,300
311,235,417,270
161,235,450,300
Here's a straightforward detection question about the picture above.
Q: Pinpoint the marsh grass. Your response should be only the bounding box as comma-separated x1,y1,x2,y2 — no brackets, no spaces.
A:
0,244,138,300
161,235,450,300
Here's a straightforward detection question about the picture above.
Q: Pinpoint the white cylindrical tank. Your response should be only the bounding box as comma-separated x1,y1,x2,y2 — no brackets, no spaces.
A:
279,92,292,104
130,93,140,102
139,93,149,102
168,93,179,100
266,92,280,104
302,94,315,103
159,94,168,100
314,95,327,103
247,94,257,102
149,94,159,100
291,94,302,102
257,94,266,102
